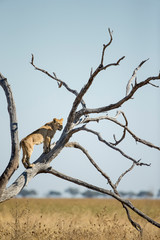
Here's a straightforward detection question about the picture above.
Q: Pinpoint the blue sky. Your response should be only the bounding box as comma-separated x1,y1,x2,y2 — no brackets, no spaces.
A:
0,0,160,197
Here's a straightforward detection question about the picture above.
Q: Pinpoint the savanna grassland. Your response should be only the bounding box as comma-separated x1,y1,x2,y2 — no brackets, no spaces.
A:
0,198,160,240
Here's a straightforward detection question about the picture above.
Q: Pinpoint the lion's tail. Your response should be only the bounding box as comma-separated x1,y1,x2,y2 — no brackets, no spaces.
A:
19,140,24,150
20,140,22,149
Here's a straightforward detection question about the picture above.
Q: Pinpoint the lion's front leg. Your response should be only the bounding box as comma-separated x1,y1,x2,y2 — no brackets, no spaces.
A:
43,137,51,153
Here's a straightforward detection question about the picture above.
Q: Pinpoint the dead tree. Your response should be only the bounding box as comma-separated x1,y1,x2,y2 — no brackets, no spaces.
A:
0,29,160,233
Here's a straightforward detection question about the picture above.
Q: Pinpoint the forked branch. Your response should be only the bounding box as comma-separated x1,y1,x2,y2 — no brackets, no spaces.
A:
65,141,141,232
65,142,114,188
70,126,150,166
81,112,160,151
126,58,149,96
75,73,160,120
30,54,86,109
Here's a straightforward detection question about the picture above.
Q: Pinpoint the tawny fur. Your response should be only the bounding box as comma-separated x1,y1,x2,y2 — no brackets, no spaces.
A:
20,118,63,168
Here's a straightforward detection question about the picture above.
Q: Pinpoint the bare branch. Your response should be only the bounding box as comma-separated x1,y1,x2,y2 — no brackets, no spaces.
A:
42,167,160,229
126,127,160,150
66,53,125,129
148,82,159,88
126,59,149,96
75,73,160,120
101,55,125,70
115,163,135,188
81,113,160,151
112,129,126,146
123,205,142,233
90,67,93,77
65,142,114,188
109,111,160,150
83,128,150,166
111,111,128,145
0,162,49,202
30,54,86,109
100,28,113,66
0,74,20,197
65,141,144,233
65,141,135,190
64,30,125,131
76,112,124,136
70,126,150,166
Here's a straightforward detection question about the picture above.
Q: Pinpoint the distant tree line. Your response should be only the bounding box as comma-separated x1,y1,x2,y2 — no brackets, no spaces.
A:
18,187,160,199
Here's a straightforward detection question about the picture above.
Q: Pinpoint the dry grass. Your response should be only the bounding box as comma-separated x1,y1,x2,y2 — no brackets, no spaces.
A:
0,198,160,239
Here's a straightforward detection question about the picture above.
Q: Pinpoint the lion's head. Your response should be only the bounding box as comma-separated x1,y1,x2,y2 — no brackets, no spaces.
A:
53,118,63,131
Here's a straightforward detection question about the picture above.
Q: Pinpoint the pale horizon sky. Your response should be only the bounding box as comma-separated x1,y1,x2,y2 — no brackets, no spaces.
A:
0,0,160,197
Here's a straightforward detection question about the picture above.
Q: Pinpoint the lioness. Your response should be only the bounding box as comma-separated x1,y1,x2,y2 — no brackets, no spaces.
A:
20,118,63,168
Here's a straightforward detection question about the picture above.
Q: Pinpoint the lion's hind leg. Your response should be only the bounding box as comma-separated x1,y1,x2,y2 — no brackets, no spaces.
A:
21,141,28,168
21,141,34,168
25,144,34,168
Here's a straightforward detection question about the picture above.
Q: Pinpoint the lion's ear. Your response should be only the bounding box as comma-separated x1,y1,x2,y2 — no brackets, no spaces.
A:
53,118,57,123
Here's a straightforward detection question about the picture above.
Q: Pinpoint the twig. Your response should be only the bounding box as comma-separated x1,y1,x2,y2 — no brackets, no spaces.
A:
123,205,142,233
148,82,159,88
102,56,125,70
126,59,149,96
115,162,135,188
111,111,128,145
100,28,113,67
